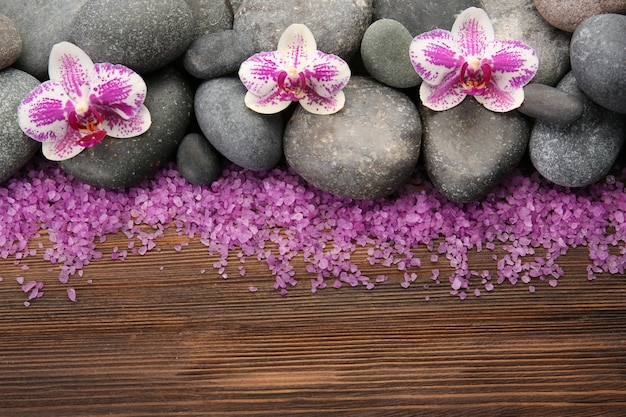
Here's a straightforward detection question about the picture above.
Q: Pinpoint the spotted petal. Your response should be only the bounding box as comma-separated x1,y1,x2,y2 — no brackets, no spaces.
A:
410,29,463,86
278,23,317,71
300,89,345,115
419,70,467,111
452,7,494,58
239,51,283,99
18,81,71,143
474,81,524,112
89,63,148,120
484,39,538,92
101,104,152,138
244,90,292,114
48,42,93,103
41,128,85,161
306,51,351,99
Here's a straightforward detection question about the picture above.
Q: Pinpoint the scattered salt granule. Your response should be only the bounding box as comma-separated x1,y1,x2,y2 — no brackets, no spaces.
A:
1,157,625,303
67,288,77,302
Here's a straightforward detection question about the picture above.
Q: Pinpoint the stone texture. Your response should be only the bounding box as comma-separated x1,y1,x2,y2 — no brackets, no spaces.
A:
518,83,584,124
59,68,194,189
284,76,422,200
534,0,626,32
184,30,255,79
0,69,41,184
0,14,22,70
360,19,421,89
421,98,530,203
184,0,233,39
570,13,626,114
70,0,194,74
233,0,373,62
194,76,283,171
529,72,626,188
176,133,222,186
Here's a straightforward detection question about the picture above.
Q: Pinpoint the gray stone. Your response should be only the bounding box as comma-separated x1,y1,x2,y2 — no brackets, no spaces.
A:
529,72,626,188
518,83,584,124
176,133,222,186
534,0,626,33
360,19,421,89
0,69,41,184
284,76,422,200
184,0,233,39
0,14,22,70
194,76,283,171
184,30,256,79
233,0,372,62
70,0,194,74
421,98,530,203
570,14,626,114
373,0,479,36
481,0,571,86
59,68,194,189
229,0,243,14
0,0,87,80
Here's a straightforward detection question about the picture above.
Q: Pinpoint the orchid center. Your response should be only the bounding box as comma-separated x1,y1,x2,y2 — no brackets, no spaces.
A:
459,58,492,95
277,68,307,101
68,105,107,148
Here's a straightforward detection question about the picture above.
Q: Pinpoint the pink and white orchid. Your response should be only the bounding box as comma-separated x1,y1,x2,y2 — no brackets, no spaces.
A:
238,23,351,115
18,42,151,161
409,7,538,112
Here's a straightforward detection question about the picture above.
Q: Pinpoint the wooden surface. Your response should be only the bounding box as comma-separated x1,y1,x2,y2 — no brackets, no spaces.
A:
1,228,625,416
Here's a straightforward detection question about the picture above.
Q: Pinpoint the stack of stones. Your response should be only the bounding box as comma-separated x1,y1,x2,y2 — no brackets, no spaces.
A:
0,0,624,202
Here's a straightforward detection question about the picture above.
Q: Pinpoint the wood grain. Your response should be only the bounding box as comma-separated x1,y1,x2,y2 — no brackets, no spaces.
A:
1,229,625,416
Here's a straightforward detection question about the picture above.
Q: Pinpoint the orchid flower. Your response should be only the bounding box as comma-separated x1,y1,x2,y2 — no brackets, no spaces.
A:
238,23,351,115
409,7,538,112
18,42,151,161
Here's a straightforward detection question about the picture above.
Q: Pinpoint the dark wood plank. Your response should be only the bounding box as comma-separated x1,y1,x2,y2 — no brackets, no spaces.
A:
1,229,625,416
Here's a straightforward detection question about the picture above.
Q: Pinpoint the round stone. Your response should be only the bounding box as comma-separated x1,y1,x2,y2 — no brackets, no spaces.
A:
284,76,422,200
360,19,421,89
529,72,626,188
0,13,22,70
518,83,584,124
185,0,233,39
534,0,626,32
176,133,222,186
184,30,256,79
0,69,41,184
570,13,626,114
421,98,530,203
233,0,372,62
59,68,194,189
70,0,194,74
194,76,283,171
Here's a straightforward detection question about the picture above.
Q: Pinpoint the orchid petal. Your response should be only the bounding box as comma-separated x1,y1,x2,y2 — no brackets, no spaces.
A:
306,51,351,99
419,71,467,111
89,63,148,119
18,81,71,142
473,82,524,112
484,39,538,92
452,7,494,58
239,51,282,98
101,104,151,138
278,23,316,71
244,90,292,114
48,42,93,103
300,89,345,115
41,128,85,161
410,29,463,85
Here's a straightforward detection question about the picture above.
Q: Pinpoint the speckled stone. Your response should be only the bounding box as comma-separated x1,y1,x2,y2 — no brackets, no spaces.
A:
176,133,222,186
570,13,626,114
59,68,194,189
534,0,626,32
70,0,194,74
482,0,571,86
184,0,233,39
0,0,87,79
360,19,421,89
0,14,22,70
529,72,626,188
421,98,530,203
518,83,584,124
0,69,41,184
194,76,283,171
233,0,372,61
184,30,256,79
284,76,422,200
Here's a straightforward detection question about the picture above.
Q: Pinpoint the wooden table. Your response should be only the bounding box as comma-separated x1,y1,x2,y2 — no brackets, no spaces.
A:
1,228,625,416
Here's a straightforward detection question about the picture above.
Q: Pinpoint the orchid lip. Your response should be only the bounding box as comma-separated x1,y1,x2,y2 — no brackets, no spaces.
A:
459,60,492,95
277,69,307,101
